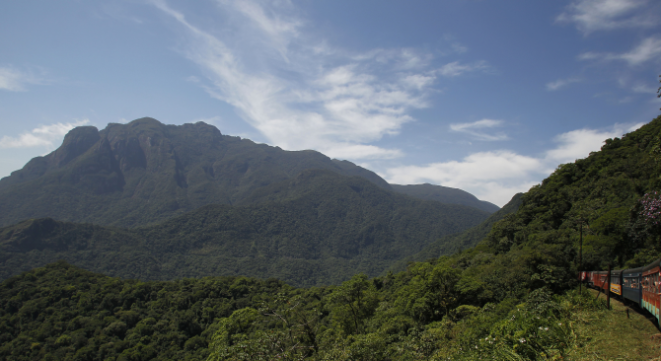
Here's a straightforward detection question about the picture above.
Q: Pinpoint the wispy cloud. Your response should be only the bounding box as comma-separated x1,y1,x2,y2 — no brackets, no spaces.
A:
450,119,508,141
579,36,661,66
546,77,581,91
557,0,660,34
384,122,643,206
437,61,489,77
0,120,90,149
0,66,46,92
150,0,490,162
443,34,468,54
631,83,657,94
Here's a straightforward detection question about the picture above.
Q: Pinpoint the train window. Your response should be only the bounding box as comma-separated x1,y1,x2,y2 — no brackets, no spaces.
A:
653,274,657,293
624,278,630,287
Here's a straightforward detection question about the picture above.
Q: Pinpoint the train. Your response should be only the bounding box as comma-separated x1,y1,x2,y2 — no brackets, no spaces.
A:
581,258,661,322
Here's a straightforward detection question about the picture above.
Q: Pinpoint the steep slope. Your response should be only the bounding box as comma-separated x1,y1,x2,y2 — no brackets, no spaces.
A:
0,118,392,228
0,170,489,286
391,183,500,213
479,116,661,272
387,192,523,272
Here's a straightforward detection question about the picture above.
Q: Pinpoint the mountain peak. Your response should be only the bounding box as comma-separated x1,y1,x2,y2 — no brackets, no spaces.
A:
52,126,100,169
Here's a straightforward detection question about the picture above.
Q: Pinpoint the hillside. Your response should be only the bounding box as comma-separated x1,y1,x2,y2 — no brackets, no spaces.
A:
387,192,523,272
391,183,500,213
0,169,489,287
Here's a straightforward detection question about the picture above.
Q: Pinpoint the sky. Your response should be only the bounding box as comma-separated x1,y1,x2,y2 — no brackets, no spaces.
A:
1,0,660,207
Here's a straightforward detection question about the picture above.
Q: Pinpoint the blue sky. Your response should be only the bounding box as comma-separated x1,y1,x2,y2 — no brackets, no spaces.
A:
1,0,660,206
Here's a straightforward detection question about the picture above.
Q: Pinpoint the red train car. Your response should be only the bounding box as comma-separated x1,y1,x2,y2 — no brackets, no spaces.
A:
642,260,661,322
590,271,608,290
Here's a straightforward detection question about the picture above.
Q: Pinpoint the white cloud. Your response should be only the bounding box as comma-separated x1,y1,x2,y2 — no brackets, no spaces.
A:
437,61,489,77
151,0,491,162
324,144,402,160
617,37,661,65
0,66,45,92
557,0,659,34
385,150,542,206
546,77,581,91
0,120,90,149
579,36,661,66
384,122,643,206
543,124,642,165
450,119,508,141
631,83,657,93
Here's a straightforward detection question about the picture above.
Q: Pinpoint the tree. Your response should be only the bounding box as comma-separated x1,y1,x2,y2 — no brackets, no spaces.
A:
328,274,379,335
658,74,661,110
425,264,461,318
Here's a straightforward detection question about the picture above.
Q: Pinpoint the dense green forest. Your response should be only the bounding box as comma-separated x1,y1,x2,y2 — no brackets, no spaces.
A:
388,193,523,272
0,250,612,360
0,118,495,229
390,184,499,214
3,115,661,360
0,169,489,287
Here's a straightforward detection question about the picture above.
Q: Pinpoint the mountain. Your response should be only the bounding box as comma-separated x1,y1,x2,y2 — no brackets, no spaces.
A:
391,183,499,213
386,192,523,272
0,118,391,228
0,169,490,286
0,118,494,228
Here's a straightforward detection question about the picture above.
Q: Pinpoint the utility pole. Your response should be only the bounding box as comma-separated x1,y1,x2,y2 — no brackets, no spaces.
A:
579,223,583,293
607,264,611,310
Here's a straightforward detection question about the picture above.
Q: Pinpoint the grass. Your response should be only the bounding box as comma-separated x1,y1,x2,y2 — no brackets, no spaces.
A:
566,288,661,360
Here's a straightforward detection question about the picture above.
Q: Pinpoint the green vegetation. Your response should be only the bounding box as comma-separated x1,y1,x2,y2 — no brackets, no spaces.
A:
0,169,489,287
388,192,523,272
391,183,500,214
0,262,289,361
3,261,656,361
485,116,661,271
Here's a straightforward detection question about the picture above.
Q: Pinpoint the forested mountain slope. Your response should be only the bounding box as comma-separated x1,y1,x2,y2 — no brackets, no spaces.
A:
387,192,523,272
391,183,500,213
0,169,489,286
482,116,661,271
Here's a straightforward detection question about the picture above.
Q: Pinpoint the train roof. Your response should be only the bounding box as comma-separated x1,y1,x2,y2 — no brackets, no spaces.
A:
642,259,661,272
623,266,645,275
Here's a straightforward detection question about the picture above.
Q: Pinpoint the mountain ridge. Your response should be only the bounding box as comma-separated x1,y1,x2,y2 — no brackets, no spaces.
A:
0,117,497,229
